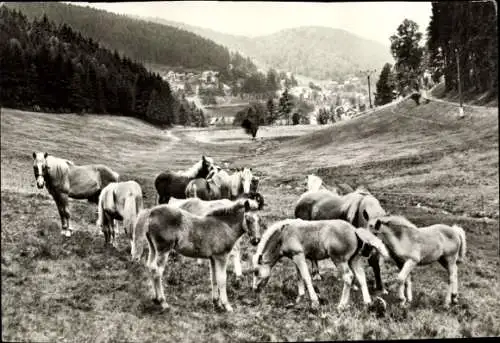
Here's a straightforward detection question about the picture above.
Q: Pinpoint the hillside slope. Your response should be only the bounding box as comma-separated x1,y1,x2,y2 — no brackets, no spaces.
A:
143,18,393,81
249,99,499,219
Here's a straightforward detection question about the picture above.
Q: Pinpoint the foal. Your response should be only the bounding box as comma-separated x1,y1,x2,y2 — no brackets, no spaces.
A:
368,215,467,308
131,198,263,312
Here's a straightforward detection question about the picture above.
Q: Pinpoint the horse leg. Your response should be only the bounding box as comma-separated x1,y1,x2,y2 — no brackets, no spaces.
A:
214,254,233,312
396,259,417,306
60,193,72,236
152,249,170,310
368,252,387,294
231,240,243,285
405,275,413,303
311,259,322,281
443,257,459,308
209,257,220,309
350,256,372,306
292,253,319,309
337,261,354,311
145,234,157,301
295,265,306,304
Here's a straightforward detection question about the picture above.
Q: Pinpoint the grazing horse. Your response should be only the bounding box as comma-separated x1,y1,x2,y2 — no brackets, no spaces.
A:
295,186,388,293
154,156,215,204
252,219,389,310
131,198,263,312
168,197,266,282
32,152,119,237
96,181,143,248
367,215,467,308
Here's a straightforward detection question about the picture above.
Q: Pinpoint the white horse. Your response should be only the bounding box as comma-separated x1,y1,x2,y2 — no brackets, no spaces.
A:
96,181,143,248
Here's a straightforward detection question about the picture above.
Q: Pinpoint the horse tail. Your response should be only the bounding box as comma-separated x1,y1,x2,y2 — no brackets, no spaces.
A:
122,193,137,238
96,187,106,228
131,208,150,261
454,225,467,263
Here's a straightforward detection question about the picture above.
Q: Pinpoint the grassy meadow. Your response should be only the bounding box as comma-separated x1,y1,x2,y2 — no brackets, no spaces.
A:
1,98,499,342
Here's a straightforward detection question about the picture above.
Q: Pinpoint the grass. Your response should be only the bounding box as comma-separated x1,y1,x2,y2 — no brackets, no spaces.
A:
1,100,499,342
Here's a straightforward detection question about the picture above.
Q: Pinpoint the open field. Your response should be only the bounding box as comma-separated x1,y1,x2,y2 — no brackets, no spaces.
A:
1,99,499,342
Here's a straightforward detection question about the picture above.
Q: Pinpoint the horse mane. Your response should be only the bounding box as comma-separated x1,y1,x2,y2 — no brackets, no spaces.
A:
179,159,205,178
253,219,293,266
379,215,418,229
340,188,379,223
205,198,257,217
46,155,72,182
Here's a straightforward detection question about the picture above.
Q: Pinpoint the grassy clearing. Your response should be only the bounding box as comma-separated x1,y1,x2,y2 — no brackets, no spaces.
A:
1,101,499,342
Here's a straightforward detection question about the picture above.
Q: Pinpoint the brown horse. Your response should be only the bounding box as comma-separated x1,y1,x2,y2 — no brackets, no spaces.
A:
131,198,263,312
96,181,143,248
368,215,467,308
295,186,388,293
154,156,215,204
32,152,119,236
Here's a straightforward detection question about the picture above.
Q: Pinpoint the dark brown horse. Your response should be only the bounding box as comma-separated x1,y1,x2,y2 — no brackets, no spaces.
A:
154,156,215,204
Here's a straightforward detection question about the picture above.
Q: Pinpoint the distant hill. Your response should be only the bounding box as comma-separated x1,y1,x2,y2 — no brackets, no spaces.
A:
5,2,245,73
143,18,393,81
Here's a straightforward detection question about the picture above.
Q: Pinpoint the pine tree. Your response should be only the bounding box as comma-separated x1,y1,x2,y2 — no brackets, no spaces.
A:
278,88,293,125
374,63,396,106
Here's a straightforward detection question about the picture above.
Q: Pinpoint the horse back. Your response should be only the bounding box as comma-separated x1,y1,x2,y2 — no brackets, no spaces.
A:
155,171,192,199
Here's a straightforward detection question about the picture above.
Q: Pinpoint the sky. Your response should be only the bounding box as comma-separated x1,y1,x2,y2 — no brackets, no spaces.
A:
74,1,432,46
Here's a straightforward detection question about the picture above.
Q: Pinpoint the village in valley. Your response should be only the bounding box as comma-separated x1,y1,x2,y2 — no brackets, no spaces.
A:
160,68,373,126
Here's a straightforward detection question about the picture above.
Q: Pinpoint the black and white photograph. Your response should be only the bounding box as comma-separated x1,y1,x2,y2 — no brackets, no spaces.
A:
1,1,498,341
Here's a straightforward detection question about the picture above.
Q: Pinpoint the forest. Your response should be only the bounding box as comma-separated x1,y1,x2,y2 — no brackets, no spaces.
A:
0,7,204,127
426,1,497,98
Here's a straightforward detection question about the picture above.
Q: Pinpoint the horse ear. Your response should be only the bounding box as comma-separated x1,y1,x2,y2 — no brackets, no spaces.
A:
44,152,49,159
244,199,250,212
32,152,36,159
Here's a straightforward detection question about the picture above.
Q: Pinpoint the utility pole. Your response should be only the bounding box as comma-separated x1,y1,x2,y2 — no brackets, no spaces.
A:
359,69,376,109
455,47,464,117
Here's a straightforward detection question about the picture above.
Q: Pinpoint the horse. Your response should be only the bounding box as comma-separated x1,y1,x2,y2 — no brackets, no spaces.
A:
184,165,230,201
131,198,263,312
295,186,388,293
251,218,389,310
367,215,467,308
206,167,254,200
32,152,119,237
96,180,143,248
154,155,215,204
168,197,266,282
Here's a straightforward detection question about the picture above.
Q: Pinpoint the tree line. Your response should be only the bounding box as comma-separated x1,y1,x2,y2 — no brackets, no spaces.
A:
0,7,205,127
374,2,497,106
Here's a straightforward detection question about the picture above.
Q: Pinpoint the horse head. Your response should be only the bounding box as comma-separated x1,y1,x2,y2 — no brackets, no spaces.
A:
32,151,49,189
243,206,265,246
200,155,215,177
359,194,386,228
307,174,323,192
240,167,253,194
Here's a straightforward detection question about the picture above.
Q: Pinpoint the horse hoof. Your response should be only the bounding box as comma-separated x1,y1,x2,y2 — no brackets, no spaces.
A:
312,274,322,281
224,304,234,312
311,300,320,309
380,288,389,295
337,304,348,311
352,284,359,292
295,295,304,304
160,301,170,310
234,277,243,289
152,298,161,305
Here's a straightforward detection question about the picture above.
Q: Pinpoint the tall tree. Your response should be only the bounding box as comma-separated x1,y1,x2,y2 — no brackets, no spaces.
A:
374,63,396,106
278,88,293,124
390,19,424,96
